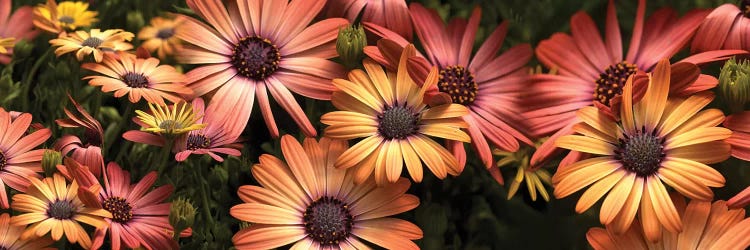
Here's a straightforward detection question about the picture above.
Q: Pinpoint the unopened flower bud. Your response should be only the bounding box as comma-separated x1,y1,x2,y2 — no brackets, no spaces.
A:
336,24,366,69
169,197,196,236
12,40,33,60
42,150,62,177
719,57,750,113
127,11,146,32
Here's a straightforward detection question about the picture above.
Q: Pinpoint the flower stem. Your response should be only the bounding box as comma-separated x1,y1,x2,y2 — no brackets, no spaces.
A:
107,101,135,154
21,48,53,111
156,138,175,177
193,167,214,226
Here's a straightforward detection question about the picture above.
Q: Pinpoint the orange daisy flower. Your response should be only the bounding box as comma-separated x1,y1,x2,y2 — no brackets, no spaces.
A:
82,53,191,105
553,60,731,241
10,173,111,249
176,0,348,138
588,196,750,248
137,15,185,59
0,213,55,250
0,108,51,209
321,45,470,185
49,29,133,62
230,135,423,249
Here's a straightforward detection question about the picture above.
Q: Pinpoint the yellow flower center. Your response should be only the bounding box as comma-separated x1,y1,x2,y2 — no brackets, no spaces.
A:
47,200,75,220
231,36,280,81
378,105,419,140
103,196,133,224
594,61,638,106
438,65,478,105
303,197,353,246
186,134,211,150
614,127,665,177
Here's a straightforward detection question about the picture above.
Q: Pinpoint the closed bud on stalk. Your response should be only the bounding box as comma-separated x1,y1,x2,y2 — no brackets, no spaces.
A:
127,11,146,32
719,57,750,113
42,150,62,177
12,40,33,60
336,24,366,69
169,197,196,237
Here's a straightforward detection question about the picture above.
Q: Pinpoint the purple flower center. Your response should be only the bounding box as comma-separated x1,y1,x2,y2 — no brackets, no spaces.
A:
122,72,150,88
378,105,419,140
0,150,5,170
156,28,175,39
614,127,665,177
594,61,638,106
438,65,478,105
58,16,74,24
231,36,281,81
81,37,103,48
186,134,211,150
304,197,353,246
103,196,133,224
743,0,750,17
47,199,76,220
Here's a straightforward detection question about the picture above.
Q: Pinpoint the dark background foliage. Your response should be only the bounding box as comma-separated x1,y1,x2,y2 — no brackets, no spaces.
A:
1,0,746,249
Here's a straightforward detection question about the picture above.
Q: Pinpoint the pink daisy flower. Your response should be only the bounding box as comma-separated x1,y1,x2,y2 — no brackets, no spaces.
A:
524,0,746,169
0,0,38,64
70,161,178,250
177,0,348,138
692,1,750,52
54,94,105,177
0,108,51,209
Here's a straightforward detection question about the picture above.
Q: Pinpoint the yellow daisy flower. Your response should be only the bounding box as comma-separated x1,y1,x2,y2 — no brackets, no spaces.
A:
553,59,731,241
32,0,98,34
10,173,111,249
321,44,470,185
135,101,206,137
494,144,553,202
0,37,14,54
49,29,133,62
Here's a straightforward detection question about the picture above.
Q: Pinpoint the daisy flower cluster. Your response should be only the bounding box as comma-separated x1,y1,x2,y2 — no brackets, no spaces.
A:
2,0,750,249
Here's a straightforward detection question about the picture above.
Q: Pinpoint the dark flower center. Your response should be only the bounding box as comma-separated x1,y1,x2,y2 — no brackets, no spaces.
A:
0,150,5,170
47,199,76,220
103,196,133,224
81,37,104,48
743,0,750,17
614,127,665,177
378,105,419,140
186,134,211,150
58,16,74,24
594,61,638,106
304,197,353,246
438,65,478,105
231,36,281,81
122,72,149,88
159,120,183,132
156,28,175,39
84,128,102,147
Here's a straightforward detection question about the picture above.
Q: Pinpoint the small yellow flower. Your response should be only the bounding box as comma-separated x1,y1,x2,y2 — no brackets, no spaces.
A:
494,143,553,202
32,0,98,34
0,37,15,54
49,29,133,62
135,101,205,137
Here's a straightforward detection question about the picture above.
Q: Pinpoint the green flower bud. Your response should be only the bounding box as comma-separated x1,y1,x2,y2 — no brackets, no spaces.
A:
55,61,71,79
126,11,146,33
169,197,196,237
42,150,62,177
11,40,33,60
719,57,750,113
208,166,228,187
336,24,367,69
